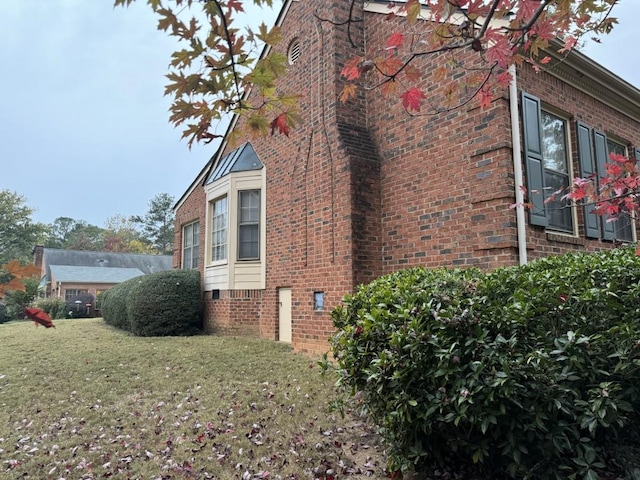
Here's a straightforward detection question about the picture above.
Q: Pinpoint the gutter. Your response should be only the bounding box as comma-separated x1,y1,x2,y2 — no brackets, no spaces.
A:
509,64,528,265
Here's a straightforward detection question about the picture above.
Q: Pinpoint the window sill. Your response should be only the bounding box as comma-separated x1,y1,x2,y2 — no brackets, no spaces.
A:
546,232,585,245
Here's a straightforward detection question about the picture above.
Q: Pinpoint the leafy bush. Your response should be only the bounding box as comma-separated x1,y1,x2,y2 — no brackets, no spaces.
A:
0,303,7,324
34,297,67,320
4,278,40,319
330,247,640,478
101,281,135,331
127,269,202,336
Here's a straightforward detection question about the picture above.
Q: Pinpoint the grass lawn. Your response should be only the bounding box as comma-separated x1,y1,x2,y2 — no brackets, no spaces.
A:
0,319,386,479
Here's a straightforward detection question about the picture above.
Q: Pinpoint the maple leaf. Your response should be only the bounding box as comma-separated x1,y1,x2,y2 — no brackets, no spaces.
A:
478,88,492,108
385,32,405,51
341,56,363,81
227,0,244,14
405,0,421,23
485,36,513,69
0,261,40,298
377,56,404,77
400,87,425,112
495,70,513,87
340,84,357,103
270,113,290,136
381,80,398,97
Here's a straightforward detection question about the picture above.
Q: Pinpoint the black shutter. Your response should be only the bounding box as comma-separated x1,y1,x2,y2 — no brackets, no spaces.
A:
576,121,600,238
593,130,615,240
521,92,548,226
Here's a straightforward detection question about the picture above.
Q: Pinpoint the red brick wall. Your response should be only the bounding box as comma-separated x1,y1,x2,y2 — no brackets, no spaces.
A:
363,11,518,271
173,181,206,271
174,2,640,354
517,65,640,260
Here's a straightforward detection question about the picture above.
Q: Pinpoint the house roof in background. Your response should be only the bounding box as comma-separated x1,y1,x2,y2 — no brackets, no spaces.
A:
42,248,172,275
49,265,145,284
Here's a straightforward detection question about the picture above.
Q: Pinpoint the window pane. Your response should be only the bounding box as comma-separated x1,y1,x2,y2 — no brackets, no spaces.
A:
541,112,568,173
607,139,626,157
239,225,259,259
616,214,634,242
239,190,260,223
193,222,200,246
183,248,192,269
606,140,634,242
541,111,572,232
238,190,260,260
182,221,199,269
545,168,572,233
211,196,228,262
184,224,193,248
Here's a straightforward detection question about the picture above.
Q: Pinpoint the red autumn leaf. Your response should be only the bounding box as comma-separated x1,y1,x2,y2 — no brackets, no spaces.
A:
495,70,513,87
24,307,56,329
400,87,425,112
485,36,513,69
478,88,492,108
270,113,290,136
377,56,404,76
341,56,363,81
227,0,244,13
385,32,405,51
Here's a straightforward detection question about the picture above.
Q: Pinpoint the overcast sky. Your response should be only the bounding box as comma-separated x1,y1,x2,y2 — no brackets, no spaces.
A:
0,1,638,228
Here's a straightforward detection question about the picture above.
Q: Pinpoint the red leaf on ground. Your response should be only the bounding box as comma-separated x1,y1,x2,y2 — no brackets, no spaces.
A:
24,307,55,328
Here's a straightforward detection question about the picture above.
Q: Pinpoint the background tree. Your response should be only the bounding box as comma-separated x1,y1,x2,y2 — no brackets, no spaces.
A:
3,277,40,320
131,193,175,255
0,189,48,265
114,0,618,144
102,214,146,253
63,221,106,251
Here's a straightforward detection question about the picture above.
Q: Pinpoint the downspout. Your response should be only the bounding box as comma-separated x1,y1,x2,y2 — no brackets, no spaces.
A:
509,64,528,265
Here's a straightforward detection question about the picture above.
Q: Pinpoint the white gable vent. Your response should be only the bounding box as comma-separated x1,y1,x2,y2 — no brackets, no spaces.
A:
287,38,301,65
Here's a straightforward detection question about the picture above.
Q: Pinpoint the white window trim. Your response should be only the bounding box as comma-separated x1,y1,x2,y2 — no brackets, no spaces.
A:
182,221,200,269
204,170,266,291
541,106,578,237
210,195,229,266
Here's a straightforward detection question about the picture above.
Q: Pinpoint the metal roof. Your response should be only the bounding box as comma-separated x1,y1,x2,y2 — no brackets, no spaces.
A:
49,265,145,284
205,142,263,185
42,248,172,274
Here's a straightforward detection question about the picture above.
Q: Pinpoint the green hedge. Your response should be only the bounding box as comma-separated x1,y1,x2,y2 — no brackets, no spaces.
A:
127,269,202,336
101,269,202,337
330,247,640,478
34,297,66,320
101,280,135,331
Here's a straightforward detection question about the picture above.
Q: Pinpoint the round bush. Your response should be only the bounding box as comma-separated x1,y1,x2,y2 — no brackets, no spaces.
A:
330,247,640,478
101,281,135,331
126,269,202,337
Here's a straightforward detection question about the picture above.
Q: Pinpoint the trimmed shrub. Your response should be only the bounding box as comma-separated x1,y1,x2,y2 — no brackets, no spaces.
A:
34,297,67,320
101,280,137,331
330,247,640,478
127,269,202,336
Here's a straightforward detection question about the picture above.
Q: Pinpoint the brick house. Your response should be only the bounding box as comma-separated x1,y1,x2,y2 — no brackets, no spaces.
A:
173,0,640,353
33,246,173,312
